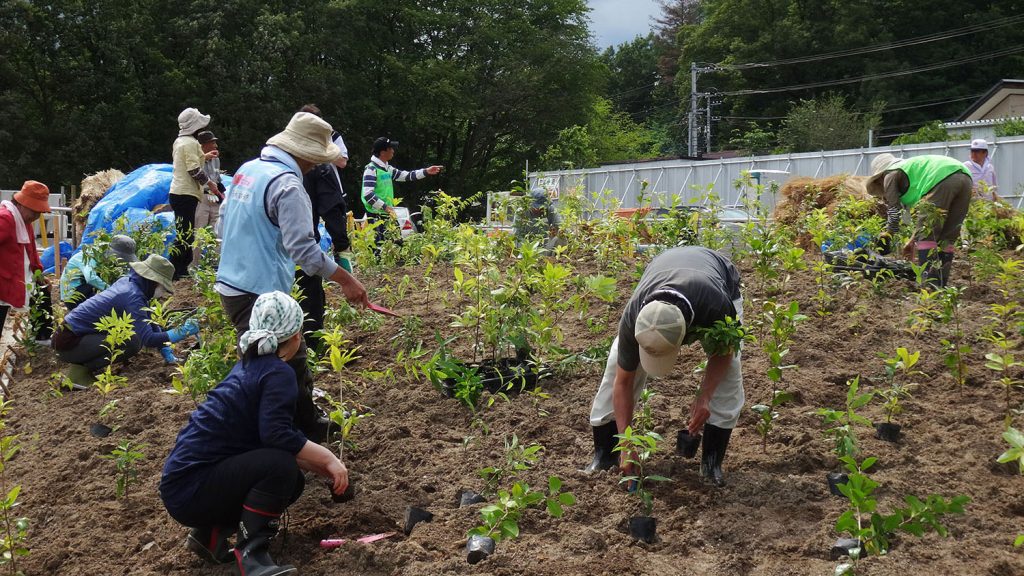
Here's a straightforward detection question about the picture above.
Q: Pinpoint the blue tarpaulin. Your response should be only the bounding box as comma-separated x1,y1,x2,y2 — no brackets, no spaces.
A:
79,164,174,248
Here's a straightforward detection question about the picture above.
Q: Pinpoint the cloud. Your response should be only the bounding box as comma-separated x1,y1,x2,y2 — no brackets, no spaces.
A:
587,0,661,49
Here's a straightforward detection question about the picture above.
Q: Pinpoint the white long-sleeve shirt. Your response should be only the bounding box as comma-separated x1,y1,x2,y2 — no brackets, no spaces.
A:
963,158,997,192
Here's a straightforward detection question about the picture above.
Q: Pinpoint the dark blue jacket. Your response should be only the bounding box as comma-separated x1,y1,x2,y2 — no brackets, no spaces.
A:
159,353,308,511
64,271,170,348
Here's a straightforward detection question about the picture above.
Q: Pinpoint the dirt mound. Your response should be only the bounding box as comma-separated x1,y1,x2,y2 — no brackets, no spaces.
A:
773,174,882,226
73,169,125,244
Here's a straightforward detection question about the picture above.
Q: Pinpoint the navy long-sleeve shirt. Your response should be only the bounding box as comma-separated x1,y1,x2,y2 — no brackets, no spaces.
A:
64,272,170,347
159,353,308,510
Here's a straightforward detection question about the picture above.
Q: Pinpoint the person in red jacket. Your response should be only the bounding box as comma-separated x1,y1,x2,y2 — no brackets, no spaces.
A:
0,181,53,341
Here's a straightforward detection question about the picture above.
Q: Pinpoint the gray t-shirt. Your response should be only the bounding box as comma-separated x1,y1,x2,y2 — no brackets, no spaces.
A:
617,246,741,371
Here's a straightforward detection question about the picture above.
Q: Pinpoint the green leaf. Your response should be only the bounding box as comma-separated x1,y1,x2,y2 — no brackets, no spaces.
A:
548,476,562,493
558,492,576,506
546,499,563,517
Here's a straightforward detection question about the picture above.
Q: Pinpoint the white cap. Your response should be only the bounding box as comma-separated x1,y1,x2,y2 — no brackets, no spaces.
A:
635,300,687,377
970,138,989,151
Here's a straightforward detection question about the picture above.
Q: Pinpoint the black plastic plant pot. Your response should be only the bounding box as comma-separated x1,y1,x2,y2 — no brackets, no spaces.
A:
628,516,657,544
478,359,538,396
826,472,849,497
875,422,902,442
457,489,486,507
676,430,701,459
327,479,355,503
830,537,863,561
90,423,112,438
466,535,495,565
403,506,433,535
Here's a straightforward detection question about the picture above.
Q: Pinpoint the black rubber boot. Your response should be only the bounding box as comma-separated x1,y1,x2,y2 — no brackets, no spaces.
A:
700,423,733,487
186,525,234,564
583,421,619,473
234,490,297,576
938,251,954,288
918,248,942,289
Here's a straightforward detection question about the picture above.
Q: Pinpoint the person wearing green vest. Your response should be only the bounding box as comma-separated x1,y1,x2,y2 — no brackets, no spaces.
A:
361,137,443,244
866,153,972,287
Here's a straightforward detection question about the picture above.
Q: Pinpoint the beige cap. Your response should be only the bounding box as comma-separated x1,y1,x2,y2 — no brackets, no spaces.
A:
635,300,687,377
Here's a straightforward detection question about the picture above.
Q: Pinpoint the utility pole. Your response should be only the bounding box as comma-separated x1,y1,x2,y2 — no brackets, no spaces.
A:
689,62,719,157
706,95,722,154
689,62,698,157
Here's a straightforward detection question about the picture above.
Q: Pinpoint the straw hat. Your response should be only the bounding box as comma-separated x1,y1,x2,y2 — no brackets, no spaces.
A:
865,153,901,198
266,112,341,164
130,254,175,292
14,180,51,213
178,107,211,136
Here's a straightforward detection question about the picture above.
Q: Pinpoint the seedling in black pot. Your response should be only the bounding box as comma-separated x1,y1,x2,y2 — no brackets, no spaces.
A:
466,476,575,563
817,376,872,496
614,426,671,543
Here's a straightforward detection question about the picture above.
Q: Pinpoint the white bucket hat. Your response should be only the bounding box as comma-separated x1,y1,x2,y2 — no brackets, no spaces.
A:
866,153,901,198
266,112,341,165
970,138,989,151
178,107,211,136
635,300,688,377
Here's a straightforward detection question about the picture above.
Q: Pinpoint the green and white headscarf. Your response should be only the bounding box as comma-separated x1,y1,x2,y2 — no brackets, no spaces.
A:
238,291,304,356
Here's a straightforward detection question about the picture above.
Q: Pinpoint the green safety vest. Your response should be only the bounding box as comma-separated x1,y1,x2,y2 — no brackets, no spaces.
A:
362,164,394,215
889,156,971,207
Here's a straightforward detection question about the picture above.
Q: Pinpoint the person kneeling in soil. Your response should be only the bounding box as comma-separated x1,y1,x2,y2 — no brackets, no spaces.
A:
59,234,138,310
584,246,744,487
160,291,349,576
51,254,197,380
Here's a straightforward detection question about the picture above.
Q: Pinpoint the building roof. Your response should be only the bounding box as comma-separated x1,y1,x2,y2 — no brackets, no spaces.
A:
957,79,1024,121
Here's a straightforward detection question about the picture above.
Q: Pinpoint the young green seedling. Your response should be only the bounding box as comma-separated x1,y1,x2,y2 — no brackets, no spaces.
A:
817,377,873,460
478,435,543,497
834,455,968,563
467,476,575,543
939,287,970,395
614,426,671,517
103,440,146,499
996,426,1024,475
93,310,135,395
983,333,1023,428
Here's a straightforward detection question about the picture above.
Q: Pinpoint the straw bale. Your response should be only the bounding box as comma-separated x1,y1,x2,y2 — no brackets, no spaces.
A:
72,169,124,244
773,174,881,226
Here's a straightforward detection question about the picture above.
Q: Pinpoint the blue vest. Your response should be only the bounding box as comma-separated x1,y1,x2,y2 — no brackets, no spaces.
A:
217,151,298,294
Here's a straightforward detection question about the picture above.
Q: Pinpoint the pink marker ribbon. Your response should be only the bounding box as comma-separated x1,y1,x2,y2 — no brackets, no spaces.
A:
320,532,396,549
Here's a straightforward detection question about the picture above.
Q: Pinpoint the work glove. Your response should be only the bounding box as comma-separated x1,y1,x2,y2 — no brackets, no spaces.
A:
876,232,893,256
334,251,354,273
160,346,180,364
167,318,200,343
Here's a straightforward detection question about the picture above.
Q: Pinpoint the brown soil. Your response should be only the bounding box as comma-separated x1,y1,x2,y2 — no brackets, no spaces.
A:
5,253,1024,576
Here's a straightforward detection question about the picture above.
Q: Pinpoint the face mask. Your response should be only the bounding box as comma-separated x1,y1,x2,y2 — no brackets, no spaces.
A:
153,285,170,299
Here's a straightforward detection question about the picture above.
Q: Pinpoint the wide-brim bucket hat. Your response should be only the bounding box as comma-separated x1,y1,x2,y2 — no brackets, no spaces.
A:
865,153,901,199
130,254,175,292
178,107,211,136
14,180,52,213
267,112,341,165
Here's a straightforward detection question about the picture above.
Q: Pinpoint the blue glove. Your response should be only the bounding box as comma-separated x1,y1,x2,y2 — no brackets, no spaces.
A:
167,318,200,343
160,346,180,364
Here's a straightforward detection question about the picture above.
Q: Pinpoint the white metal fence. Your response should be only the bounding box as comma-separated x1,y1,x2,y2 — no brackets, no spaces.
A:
527,137,1024,212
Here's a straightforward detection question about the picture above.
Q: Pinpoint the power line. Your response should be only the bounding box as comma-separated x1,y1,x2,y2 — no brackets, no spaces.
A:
721,14,1024,69
720,44,1024,96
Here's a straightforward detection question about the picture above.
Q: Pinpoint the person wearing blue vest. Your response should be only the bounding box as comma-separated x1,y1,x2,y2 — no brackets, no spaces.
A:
866,153,972,287
216,111,369,443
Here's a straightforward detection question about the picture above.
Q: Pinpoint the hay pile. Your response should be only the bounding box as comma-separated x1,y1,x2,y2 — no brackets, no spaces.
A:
72,169,124,244
772,174,883,226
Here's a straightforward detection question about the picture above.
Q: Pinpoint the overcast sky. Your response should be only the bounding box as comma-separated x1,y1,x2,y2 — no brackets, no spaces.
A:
587,0,662,49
